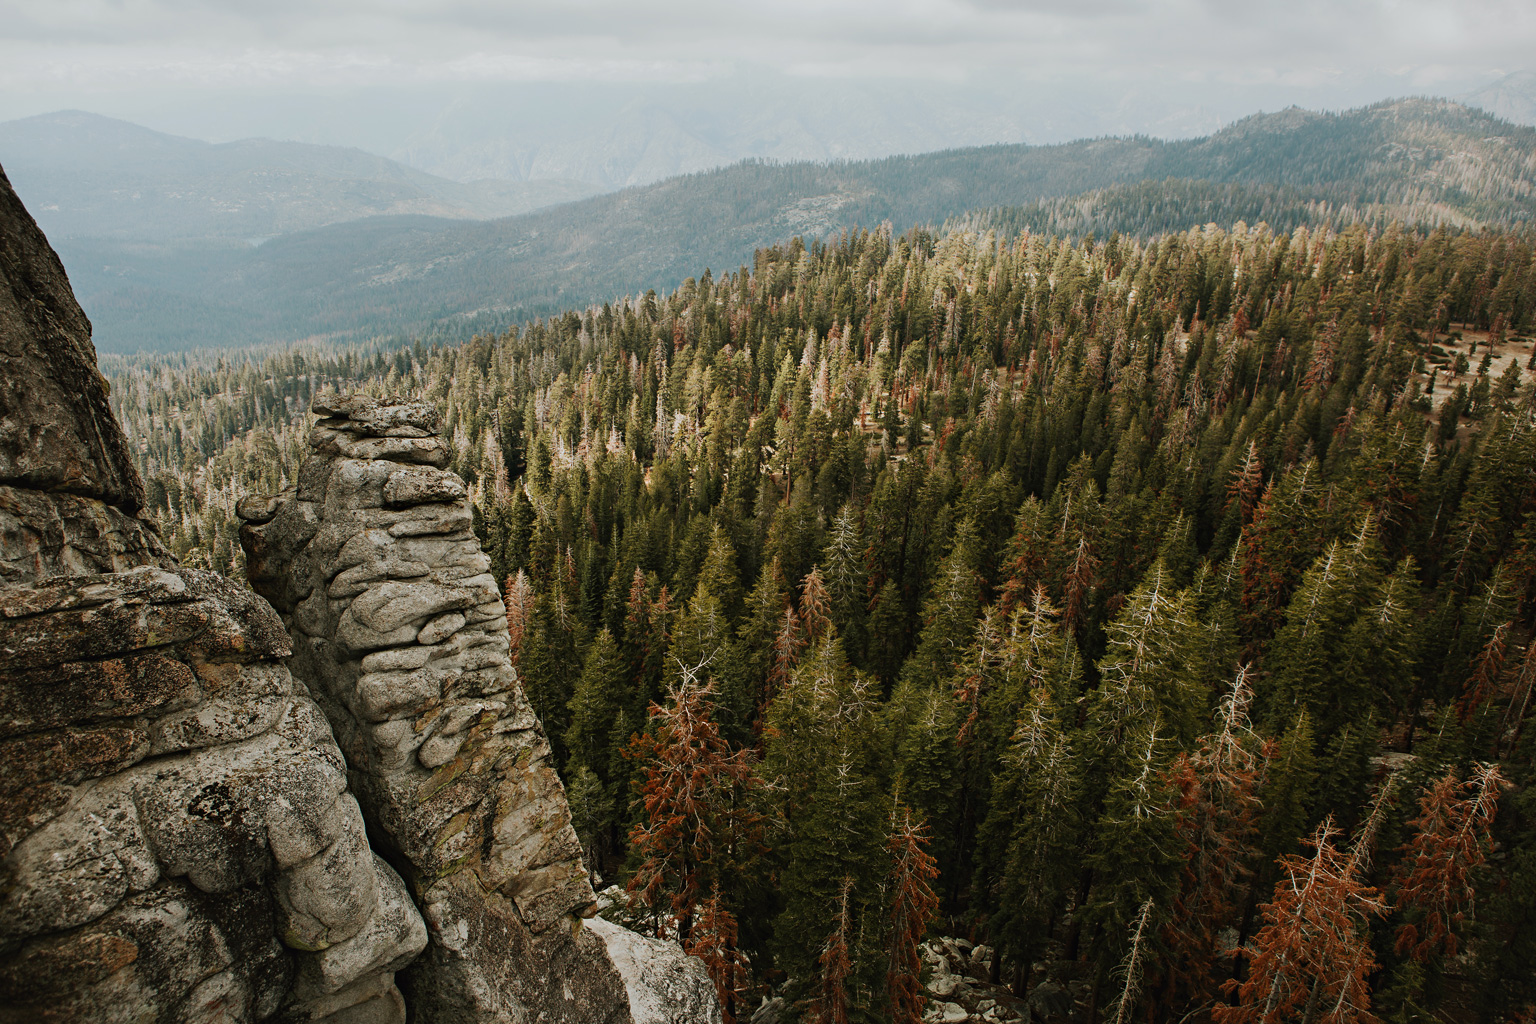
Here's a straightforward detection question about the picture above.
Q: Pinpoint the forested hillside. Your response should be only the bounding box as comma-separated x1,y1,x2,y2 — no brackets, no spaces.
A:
109,217,1536,1024
78,98,1536,352
964,177,1481,247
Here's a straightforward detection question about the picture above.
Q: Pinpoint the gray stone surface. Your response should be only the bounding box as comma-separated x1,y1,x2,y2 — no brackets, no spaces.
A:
0,568,426,1023
0,165,142,512
0,485,173,583
588,917,724,1024
241,394,720,1024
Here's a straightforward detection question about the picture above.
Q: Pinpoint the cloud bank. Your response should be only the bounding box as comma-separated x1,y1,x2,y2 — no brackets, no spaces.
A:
0,0,1529,171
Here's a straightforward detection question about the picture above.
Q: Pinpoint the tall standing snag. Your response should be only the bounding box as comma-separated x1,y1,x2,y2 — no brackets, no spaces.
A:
628,675,763,1021
810,878,856,1024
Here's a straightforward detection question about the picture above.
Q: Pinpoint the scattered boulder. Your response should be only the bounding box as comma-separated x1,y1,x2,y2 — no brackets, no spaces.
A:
919,937,1030,1024
586,917,723,1024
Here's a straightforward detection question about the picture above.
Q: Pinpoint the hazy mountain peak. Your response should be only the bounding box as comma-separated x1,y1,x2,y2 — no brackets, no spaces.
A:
0,111,600,243
1462,69,1536,127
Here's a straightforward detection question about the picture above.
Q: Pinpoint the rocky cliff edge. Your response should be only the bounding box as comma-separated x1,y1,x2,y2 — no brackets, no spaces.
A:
0,162,719,1024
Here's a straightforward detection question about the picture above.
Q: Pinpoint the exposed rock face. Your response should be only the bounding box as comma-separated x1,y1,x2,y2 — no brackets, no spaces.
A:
0,165,424,1024
0,485,172,583
0,567,427,1024
0,166,142,512
241,394,718,1023
0,163,718,1023
0,163,172,583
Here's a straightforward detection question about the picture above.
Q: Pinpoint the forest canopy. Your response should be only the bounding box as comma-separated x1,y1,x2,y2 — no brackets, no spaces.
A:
110,216,1536,1024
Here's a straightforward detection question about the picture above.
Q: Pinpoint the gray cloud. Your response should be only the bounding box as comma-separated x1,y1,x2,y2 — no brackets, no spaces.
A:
0,0,1528,158
4,1,1530,75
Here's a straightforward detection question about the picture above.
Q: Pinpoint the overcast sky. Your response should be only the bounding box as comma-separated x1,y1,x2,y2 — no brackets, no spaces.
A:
1,0,1531,156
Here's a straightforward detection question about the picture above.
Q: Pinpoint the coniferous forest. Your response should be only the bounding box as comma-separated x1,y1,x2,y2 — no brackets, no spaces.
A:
108,219,1536,1024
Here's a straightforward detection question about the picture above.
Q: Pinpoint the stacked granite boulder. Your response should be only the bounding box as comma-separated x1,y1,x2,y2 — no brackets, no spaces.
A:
239,394,721,1024
0,164,424,1024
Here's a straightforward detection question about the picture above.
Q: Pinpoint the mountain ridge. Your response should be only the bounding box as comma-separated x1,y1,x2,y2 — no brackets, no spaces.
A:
26,97,1536,352
0,110,601,242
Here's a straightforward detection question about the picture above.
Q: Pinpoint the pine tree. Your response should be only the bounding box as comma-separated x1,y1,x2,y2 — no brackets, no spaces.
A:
1262,519,1393,742
1110,898,1157,1024
824,503,869,659
567,628,629,775
975,678,1082,992
627,676,763,948
809,878,855,1024
696,527,745,622
1088,561,1212,753
722,557,788,744
1062,533,1098,639
1159,666,1266,1008
1084,720,1183,980
687,883,753,1024
1216,817,1387,1024
764,633,887,990
900,518,983,692
1226,438,1265,527
505,569,534,666
1391,762,1504,962
1459,621,1511,725
800,566,834,649
565,627,632,865
886,806,940,1024
866,579,910,686
622,567,671,718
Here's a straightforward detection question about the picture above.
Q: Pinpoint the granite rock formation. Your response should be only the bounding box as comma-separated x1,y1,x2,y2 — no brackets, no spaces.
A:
0,166,142,513
0,159,718,1023
0,163,171,583
0,567,427,1023
0,163,424,1023
240,394,721,1024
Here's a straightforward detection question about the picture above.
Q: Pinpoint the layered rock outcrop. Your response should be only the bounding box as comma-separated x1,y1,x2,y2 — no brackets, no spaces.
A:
0,567,426,1023
0,163,424,1023
240,395,720,1023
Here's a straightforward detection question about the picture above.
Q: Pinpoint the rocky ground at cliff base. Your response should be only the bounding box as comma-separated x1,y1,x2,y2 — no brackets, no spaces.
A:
745,935,1085,1024
917,938,1032,1024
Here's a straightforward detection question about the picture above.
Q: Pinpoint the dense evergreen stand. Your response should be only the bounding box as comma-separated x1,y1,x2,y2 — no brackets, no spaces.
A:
111,219,1536,1023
